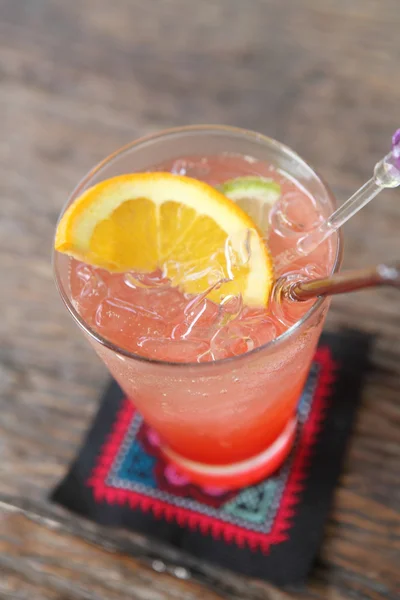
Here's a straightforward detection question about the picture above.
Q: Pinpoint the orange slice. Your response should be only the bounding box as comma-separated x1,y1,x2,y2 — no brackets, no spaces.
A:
55,173,274,306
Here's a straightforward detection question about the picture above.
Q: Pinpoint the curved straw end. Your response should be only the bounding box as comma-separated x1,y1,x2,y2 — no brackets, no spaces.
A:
274,261,400,303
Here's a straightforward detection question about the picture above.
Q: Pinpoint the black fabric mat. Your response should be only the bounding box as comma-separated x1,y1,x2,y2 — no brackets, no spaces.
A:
52,330,371,586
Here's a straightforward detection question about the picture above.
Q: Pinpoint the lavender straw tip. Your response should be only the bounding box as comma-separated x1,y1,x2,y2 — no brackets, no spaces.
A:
392,129,400,147
392,127,400,151
391,129,400,170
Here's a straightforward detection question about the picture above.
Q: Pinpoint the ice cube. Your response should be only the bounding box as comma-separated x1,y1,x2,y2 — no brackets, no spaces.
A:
137,337,209,362
210,313,277,360
210,325,250,361
239,312,278,346
76,264,107,297
219,293,243,326
172,295,220,341
124,270,169,290
95,296,142,333
73,263,107,313
107,270,186,325
224,229,253,277
269,191,323,237
147,286,188,323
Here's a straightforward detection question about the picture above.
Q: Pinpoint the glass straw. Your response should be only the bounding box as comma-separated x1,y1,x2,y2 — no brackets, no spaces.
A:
275,129,400,270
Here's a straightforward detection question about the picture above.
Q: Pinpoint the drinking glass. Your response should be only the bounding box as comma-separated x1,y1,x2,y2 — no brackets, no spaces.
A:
54,126,342,489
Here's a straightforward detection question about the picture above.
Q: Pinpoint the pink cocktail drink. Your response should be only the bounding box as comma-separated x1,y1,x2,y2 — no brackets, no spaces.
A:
55,127,340,488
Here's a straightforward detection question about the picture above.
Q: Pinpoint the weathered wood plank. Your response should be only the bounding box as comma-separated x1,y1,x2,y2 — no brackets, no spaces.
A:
0,0,399,598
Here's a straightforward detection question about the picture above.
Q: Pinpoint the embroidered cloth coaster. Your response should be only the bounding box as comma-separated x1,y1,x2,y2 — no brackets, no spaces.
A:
52,330,371,586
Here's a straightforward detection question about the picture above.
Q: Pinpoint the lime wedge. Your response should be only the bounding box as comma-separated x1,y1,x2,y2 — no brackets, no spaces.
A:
219,176,281,233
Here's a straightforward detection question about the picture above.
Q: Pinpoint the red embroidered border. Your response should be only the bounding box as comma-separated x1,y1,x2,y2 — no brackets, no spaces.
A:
87,347,336,553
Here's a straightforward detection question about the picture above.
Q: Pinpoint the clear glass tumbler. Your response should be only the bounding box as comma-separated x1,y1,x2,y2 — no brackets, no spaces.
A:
54,126,341,489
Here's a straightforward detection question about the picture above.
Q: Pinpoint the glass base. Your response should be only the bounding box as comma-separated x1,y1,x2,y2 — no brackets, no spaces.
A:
161,417,297,490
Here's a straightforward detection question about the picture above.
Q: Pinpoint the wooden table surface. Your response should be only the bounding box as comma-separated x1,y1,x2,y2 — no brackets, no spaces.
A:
1,1,399,598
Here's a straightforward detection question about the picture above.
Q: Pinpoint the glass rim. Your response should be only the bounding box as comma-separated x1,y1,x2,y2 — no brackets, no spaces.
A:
53,124,343,369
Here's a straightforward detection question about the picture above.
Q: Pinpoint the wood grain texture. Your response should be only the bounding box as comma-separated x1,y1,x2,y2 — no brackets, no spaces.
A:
0,0,399,598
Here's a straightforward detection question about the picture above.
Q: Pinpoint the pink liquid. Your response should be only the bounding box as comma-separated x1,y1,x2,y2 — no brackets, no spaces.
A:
70,155,333,363
68,154,335,467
